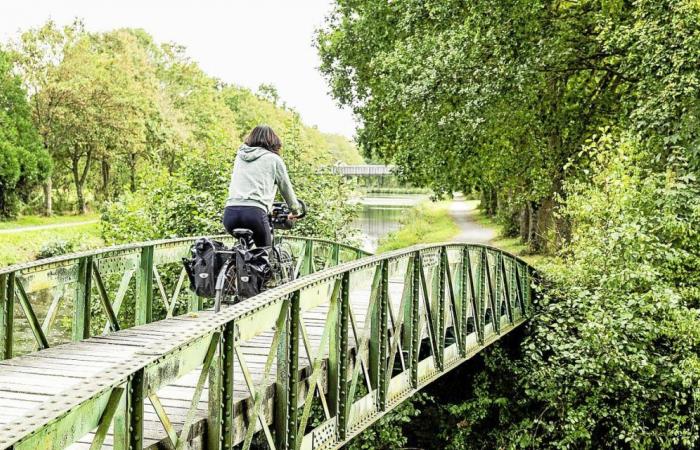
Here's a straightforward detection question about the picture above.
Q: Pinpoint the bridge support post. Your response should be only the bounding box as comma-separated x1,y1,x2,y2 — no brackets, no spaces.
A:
495,252,504,329
332,272,350,440
275,293,300,450
73,256,92,341
459,248,468,357
464,248,483,345
331,243,340,266
208,321,235,450
188,292,202,313
401,256,415,383
0,273,14,360
135,245,154,325
500,254,514,324
275,299,290,449
301,241,314,276
114,369,144,450
436,248,446,371
488,251,501,334
368,263,386,401
410,253,420,388
479,248,491,336
378,261,389,410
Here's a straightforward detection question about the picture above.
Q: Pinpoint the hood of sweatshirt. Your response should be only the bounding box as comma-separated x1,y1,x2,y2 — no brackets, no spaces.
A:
238,144,274,162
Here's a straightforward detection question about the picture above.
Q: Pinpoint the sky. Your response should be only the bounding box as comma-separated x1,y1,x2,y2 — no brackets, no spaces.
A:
0,0,358,138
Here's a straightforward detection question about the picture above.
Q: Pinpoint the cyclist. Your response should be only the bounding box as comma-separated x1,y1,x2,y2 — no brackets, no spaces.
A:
222,125,302,247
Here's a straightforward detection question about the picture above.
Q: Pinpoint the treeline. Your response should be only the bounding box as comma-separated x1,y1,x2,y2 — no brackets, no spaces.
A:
317,0,700,253
319,1,700,448
0,20,361,219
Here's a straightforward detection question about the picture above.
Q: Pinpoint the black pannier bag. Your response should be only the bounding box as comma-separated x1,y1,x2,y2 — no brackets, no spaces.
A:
183,238,227,298
235,246,272,300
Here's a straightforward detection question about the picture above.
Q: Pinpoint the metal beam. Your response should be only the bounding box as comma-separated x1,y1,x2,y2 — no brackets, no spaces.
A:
0,242,535,450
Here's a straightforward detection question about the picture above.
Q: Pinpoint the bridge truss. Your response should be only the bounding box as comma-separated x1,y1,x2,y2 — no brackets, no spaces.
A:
0,240,534,450
327,165,394,177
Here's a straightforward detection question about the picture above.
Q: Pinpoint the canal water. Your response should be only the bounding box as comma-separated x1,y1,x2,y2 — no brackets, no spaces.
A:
353,194,428,252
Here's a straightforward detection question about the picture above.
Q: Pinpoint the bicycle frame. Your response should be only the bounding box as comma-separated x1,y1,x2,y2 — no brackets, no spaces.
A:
213,211,296,312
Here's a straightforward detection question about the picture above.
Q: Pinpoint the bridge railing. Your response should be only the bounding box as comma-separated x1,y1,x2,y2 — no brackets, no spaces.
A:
328,164,394,176
0,242,535,450
0,235,368,360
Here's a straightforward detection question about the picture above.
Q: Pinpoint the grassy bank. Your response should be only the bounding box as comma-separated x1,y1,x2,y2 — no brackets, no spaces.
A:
376,201,459,253
0,215,102,265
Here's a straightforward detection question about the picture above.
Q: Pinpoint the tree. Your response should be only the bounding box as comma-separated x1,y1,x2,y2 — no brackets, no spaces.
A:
0,49,50,217
15,26,160,214
10,20,80,215
319,1,700,447
257,83,280,106
101,114,358,245
317,0,700,252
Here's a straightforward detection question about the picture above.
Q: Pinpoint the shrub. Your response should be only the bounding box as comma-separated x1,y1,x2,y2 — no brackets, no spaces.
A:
35,238,77,259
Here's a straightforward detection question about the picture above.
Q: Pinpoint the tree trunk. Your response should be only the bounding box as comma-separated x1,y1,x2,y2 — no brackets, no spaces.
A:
489,189,498,216
43,178,53,216
74,178,86,215
552,178,571,250
480,187,498,216
101,158,110,201
519,203,530,242
129,153,137,193
0,187,7,218
72,149,93,215
529,198,553,254
527,202,535,244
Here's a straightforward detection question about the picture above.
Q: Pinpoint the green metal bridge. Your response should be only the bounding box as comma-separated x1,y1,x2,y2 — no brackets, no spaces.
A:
0,235,535,450
328,165,394,177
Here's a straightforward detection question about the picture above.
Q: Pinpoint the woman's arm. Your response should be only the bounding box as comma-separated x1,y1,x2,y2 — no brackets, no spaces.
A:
275,157,302,214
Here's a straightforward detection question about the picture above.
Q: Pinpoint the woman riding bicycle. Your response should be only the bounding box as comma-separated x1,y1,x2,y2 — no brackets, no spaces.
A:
223,125,301,247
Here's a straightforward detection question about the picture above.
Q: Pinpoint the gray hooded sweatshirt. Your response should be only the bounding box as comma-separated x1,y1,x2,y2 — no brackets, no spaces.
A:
225,145,301,214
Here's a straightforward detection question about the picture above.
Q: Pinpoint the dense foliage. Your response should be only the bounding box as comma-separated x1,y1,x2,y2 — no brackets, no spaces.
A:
317,0,700,252
1,20,362,219
101,114,359,244
0,49,51,217
319,1,700,448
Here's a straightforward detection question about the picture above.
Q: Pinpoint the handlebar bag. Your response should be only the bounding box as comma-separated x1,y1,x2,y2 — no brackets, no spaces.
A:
183,238,227,298
235,246,272,300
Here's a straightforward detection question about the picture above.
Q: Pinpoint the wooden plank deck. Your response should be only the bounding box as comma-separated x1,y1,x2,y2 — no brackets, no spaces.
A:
0,276,412,449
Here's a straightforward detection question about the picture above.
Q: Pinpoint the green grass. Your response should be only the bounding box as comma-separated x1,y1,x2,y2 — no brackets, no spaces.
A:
0,221,103,266
0,213,99,230
376,201,460,253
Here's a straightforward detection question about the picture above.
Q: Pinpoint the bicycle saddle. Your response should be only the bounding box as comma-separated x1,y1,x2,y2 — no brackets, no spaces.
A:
231,228,254,240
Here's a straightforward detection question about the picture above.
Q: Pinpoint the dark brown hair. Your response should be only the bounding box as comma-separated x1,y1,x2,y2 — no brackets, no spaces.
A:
244,125,282,154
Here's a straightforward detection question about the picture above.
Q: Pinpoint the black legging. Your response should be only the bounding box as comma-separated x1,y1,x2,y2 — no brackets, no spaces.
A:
222,206,272,247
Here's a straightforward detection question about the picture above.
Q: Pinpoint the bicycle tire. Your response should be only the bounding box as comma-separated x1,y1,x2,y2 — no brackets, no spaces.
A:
214,259,237,313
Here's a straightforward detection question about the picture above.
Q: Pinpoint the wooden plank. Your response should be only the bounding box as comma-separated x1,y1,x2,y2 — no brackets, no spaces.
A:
0,381,64,395
0,284,373,450
0,372,85,388
0,355,101,370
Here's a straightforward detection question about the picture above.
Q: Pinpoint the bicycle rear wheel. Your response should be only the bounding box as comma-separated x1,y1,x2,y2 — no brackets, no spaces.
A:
214,259,237,313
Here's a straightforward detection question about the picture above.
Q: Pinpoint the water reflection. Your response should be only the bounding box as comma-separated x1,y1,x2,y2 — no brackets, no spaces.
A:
353,194,427,252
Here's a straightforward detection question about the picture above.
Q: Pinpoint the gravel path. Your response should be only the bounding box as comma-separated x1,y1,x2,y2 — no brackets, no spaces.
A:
0,220,99,234
449,197,496,244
